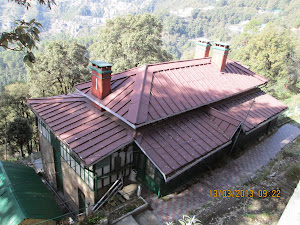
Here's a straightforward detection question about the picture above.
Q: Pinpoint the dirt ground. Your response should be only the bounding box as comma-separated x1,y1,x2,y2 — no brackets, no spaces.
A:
189,132,300,225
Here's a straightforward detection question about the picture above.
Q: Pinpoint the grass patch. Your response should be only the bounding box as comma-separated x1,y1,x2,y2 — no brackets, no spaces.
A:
285,164,300,182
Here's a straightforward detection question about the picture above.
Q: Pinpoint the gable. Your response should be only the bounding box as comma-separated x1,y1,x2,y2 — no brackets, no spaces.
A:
27,93,134,166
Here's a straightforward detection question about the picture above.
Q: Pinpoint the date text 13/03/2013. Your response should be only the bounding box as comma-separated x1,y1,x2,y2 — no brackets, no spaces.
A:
209,189,281,198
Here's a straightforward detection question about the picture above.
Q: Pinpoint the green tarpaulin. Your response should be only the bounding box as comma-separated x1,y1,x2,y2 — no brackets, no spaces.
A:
0,161,62,225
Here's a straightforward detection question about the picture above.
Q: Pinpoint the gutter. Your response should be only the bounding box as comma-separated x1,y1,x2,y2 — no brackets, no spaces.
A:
135,140,232,183
165,141,232,182
245,109,287,135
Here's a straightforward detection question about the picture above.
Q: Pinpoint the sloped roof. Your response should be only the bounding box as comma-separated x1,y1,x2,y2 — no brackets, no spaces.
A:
213,89,288,132
27,58,287,180
76,58,267,128
135,107,241,179
27,93,134,166
0,161,62,225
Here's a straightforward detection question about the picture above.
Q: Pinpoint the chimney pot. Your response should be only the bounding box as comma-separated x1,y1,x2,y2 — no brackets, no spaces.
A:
195,39,212,58
90,60,112,100
212,42,230,72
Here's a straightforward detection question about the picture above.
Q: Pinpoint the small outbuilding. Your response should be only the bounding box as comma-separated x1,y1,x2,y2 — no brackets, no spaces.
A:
0,161,63,225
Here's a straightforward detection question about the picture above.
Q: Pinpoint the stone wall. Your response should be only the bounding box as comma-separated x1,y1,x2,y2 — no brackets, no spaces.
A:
61,159,96,211
39,133,57,189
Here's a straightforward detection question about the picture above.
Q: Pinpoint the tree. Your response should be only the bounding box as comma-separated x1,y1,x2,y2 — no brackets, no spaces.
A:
6,117,32,157
28,41,90,97
89,14,173,72
0,0,55,64
2,83,31,118
0,97,10,160
231,23,299,95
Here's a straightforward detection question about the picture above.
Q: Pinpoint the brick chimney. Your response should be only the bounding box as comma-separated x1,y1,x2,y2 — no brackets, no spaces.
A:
90,60,112,100
212,42,230,72
195,39,212,58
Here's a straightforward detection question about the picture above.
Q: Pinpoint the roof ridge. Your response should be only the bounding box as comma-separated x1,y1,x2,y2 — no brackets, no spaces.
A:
126,65,149,124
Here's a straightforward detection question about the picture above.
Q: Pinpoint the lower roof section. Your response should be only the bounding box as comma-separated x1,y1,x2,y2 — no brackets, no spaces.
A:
135,107,241,179
212,89,288,132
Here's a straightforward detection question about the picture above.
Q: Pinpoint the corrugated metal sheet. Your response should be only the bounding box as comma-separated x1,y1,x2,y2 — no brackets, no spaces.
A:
0,161,62,224
76,58,267,127
135,107,240,177
28,93,134,166
213,89,287,132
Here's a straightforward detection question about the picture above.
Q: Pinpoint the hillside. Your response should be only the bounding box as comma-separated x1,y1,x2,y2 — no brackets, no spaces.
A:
1,0,298,40
0,0,299,88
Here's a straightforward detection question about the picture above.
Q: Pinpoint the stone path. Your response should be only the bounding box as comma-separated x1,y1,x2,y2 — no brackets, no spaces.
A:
147,124,300,224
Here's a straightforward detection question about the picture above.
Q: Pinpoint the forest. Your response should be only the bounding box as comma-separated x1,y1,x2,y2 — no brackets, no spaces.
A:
0,0,299,160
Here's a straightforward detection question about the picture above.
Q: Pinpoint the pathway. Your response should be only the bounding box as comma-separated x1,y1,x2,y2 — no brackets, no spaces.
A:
147,124,300,224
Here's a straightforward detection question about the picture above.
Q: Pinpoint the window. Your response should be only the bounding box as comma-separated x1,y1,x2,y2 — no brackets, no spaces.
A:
60,142,95,190
146,159,155,179
38,119,51,142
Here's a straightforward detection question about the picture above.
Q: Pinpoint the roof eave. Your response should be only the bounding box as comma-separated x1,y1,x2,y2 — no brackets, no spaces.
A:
244,108,288,135
164,141,232,182
27,103,88,165
135,84,268,129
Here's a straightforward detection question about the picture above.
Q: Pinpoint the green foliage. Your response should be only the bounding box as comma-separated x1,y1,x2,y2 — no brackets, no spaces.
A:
179,215,202,225
28,41,90,97
89,14,173,72
167,215,202,225
0,19,42,63
6,117,32,157
0,0,55,64
232,23,299,97
0,51,26,90
285,164,300,182
86,213,107,225
1,83,31,118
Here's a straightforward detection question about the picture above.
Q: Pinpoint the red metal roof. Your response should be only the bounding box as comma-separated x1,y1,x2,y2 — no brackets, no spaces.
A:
213,89,288,132
27,93,134,166
135,107,240,178
27,58,287,179
76,58,267,128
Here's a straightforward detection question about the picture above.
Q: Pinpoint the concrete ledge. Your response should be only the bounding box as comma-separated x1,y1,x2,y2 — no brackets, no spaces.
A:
278,180,300,225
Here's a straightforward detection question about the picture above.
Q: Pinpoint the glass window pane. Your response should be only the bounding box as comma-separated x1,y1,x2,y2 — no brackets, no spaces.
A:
146,159,155,179
76,162,80,175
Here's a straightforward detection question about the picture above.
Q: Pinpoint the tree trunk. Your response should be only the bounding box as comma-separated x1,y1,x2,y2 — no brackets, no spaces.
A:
27,141,32,155
20,144,25,158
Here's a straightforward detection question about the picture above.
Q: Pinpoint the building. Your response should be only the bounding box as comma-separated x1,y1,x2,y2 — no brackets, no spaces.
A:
0,161,63,225
27,40,287,211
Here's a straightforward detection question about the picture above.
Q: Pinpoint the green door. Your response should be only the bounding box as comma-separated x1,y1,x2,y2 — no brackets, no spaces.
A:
52,135,64,192
135,152,161,195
